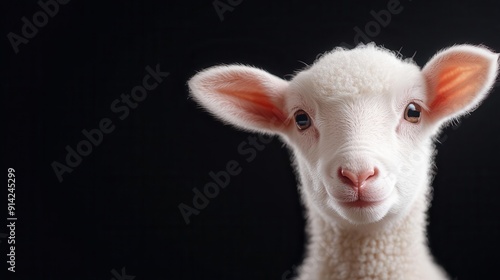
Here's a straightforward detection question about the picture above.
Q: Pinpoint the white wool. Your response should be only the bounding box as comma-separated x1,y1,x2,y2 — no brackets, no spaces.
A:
188,43,499,280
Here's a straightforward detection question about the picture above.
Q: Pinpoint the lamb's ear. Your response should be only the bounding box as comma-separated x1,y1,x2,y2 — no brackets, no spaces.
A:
188,65,289,134
422,45,499,124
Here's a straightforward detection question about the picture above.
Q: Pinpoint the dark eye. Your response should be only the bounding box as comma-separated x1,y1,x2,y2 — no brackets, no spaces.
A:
294,110,311,130
404,102,422,123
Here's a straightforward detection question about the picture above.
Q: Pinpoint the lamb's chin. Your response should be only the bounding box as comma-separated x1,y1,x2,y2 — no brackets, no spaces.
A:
329,197,394,225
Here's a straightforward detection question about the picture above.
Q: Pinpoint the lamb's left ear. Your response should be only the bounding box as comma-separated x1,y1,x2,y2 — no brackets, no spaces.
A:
422,45,499,124
188,65,289,134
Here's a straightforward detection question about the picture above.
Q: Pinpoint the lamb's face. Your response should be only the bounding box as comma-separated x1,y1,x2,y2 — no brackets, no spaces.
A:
282,48,432,227
189,44,497,230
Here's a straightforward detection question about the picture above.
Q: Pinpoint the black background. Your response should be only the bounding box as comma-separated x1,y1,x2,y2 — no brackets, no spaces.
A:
3,0,500,279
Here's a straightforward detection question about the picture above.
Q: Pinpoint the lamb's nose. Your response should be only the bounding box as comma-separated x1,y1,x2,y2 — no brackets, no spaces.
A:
338,167,377,188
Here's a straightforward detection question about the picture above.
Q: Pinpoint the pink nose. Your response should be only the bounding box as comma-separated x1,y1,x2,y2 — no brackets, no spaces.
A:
339,167,377,188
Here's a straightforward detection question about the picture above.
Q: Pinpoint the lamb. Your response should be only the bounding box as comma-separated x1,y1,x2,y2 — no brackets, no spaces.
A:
187,43,499,280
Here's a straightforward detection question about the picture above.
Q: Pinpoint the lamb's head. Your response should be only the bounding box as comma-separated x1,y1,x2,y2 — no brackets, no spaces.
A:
189,44,498,230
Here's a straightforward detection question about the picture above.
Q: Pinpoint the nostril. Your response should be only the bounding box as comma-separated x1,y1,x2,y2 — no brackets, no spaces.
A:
339,168,359,186
338,167,378,188
358,168,377,185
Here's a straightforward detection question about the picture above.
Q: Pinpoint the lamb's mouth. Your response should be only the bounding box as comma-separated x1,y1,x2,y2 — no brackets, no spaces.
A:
340,199,385,208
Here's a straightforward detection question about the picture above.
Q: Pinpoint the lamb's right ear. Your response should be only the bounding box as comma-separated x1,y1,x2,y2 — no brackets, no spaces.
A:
188,65,289,134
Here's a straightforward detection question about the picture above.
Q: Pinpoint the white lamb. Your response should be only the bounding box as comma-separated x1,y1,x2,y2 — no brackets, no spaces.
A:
188,43,498,280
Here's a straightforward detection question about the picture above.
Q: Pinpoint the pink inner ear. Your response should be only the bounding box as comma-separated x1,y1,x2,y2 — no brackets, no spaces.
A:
224,89,287,122
427,53,490,119
205,73,288,125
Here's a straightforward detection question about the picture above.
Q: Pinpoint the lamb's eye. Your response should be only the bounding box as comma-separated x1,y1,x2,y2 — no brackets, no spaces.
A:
294,110,311,130
404,102,422,123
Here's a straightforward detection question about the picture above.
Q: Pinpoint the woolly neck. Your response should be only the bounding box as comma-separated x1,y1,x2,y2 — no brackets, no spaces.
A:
296,192,447,280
